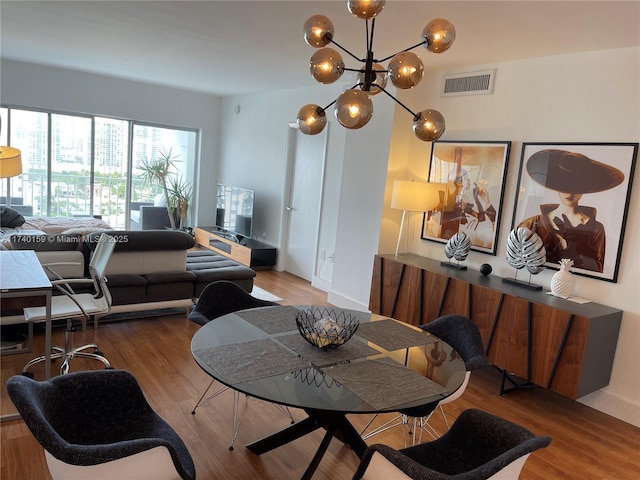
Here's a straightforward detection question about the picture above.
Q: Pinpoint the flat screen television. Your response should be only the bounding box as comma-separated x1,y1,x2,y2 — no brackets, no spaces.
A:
215,183,255,240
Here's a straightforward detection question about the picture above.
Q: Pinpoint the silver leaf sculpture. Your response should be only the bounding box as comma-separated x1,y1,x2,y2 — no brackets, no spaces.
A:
506,227,546,274
444,233,471,262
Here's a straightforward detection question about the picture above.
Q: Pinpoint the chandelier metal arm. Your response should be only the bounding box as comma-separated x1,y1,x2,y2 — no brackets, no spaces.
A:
377,40,428,63
367,18,375,54
376,85,419,119
319,81,362,112
327,37,365,63
321,99,337,112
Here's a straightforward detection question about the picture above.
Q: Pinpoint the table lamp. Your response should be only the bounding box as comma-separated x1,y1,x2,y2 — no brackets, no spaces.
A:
0,146,23,208
391,180,444,256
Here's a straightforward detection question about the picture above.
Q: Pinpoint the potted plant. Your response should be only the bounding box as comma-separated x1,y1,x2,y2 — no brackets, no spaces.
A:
139,147,192,230
167,175,193,230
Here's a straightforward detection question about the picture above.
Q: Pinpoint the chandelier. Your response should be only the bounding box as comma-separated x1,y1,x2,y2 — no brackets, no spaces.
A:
297,0,456,142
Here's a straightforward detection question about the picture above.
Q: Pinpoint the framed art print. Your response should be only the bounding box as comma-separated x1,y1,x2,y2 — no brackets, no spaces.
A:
512,142,638,282
421,140,511,255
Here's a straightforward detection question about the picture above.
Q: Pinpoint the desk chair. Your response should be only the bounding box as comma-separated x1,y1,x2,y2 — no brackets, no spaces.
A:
354,409,551,480
7,370,196,480
189,280,292,449
361,314,489,445
22,233,116,376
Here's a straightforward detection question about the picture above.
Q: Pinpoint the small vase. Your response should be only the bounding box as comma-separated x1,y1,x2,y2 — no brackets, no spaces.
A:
550,259,575,298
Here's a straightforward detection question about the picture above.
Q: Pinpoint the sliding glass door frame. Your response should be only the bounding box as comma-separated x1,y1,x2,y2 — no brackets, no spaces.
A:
1,104,199,229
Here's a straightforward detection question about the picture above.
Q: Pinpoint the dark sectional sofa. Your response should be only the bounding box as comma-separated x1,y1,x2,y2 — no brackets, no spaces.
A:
83,230,256,315
2,229,256,325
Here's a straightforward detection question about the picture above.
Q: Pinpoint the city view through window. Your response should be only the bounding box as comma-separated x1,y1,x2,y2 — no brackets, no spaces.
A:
0,107,197,229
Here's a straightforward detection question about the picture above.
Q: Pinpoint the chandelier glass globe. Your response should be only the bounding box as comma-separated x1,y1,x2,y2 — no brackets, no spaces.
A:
422,18,456,54
413,109,446,141
303,15,334,47
297,104,327,135
388,52,424,90
335,90,374,129
357,62,387,95
309,48,345,84
347,0,386,20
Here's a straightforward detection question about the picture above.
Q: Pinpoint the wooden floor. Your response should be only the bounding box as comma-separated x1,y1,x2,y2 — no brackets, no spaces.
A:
1,270,639,479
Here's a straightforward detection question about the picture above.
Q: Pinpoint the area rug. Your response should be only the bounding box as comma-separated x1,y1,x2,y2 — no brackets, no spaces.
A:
251,286,282,302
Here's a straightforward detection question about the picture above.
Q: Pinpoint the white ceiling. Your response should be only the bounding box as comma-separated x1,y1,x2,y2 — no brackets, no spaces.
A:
1,1,639,97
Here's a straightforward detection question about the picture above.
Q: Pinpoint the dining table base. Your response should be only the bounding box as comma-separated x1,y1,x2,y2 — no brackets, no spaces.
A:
246,408,367,480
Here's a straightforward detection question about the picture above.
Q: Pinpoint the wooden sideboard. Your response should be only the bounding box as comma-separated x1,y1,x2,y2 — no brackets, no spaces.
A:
369,254,623,400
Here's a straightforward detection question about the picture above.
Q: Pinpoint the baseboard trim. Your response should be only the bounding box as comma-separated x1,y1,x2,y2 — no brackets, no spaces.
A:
326,291,369,312
579,389,640,427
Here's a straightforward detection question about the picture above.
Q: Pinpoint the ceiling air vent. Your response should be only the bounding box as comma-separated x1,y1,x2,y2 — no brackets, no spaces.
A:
441,69,496,97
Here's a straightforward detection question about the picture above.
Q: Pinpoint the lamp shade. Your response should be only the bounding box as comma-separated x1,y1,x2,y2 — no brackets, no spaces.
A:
391,180,442,212
0,147,23,178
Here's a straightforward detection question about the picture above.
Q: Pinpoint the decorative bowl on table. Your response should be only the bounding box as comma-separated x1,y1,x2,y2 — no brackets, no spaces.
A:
296,308,359,350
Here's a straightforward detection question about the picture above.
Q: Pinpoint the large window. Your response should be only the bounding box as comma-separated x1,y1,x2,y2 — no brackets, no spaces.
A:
0,107,198,228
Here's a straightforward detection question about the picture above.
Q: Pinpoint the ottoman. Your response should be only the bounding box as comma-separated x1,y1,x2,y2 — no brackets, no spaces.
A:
186,250,256,297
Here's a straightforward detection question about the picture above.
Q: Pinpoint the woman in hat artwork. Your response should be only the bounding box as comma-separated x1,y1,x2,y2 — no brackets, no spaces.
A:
518,149,625,273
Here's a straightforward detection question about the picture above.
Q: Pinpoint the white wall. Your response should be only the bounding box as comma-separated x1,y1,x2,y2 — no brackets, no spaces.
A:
381,47,640,425
0,59,222,226
217,83,394,306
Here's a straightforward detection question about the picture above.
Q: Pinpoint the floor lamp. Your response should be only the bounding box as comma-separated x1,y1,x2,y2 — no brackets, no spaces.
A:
391,180,443,256
0,146,23,207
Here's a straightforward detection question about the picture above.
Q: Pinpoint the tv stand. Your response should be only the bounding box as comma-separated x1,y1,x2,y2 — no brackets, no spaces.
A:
214,230,241,243
194,227,277,268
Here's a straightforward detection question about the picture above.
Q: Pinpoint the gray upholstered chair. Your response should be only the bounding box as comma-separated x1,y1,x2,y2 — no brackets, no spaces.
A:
353,409,551,480
189,280,290,449
361,314,489,445
7,370,196,480
188,280,277,327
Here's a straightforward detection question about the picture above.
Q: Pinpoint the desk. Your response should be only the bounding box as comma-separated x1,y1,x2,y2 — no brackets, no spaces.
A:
191,305,465,479
0,250,52,421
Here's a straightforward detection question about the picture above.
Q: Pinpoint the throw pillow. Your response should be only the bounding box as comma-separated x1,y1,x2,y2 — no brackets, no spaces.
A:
0,206,25,228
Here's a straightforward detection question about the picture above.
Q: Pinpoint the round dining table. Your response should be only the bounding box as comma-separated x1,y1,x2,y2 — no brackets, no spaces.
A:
191,305,465,479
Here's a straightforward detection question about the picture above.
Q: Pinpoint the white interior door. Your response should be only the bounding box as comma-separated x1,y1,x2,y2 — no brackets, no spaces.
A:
282,125,326,281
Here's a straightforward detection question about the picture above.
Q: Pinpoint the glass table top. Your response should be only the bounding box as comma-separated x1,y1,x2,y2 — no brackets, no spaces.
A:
191,305,465,414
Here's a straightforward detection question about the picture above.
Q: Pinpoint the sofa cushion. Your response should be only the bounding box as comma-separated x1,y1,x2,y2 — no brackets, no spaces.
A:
186,250,256,296
105,251,188,275
147,280,196,302
145,271,197,285
85,230,195,251
35,251,85,279
106,272,197,305
0,206,25,228
104,274,148,287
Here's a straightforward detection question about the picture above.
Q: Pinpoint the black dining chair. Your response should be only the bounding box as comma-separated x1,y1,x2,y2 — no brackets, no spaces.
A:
353,408,551,480
7,369,196,480
189,280,292,449
361,314,489,445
